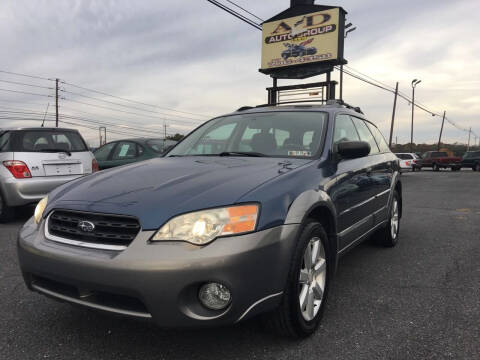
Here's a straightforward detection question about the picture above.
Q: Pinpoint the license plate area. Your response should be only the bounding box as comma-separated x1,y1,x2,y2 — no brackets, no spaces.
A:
44,163,82,176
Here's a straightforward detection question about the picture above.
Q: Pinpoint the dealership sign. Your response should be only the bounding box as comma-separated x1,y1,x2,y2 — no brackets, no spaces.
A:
260,6,346,79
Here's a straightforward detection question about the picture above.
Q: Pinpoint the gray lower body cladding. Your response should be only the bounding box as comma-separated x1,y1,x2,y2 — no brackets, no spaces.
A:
17,217,299,327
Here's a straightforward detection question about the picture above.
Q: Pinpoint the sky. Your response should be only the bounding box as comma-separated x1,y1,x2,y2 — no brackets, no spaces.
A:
0,0,479,147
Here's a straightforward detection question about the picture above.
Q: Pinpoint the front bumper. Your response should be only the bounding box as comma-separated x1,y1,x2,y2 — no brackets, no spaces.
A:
17,217,299,327
1,175,84,207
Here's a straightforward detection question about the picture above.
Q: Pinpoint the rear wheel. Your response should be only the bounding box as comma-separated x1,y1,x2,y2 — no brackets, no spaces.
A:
0,193,14,223
263,220,330,338
475,163,480,172
375,191,400,247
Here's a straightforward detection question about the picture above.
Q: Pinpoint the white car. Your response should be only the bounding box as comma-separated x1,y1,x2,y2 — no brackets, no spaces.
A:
395,153,421,172
0,127,98,221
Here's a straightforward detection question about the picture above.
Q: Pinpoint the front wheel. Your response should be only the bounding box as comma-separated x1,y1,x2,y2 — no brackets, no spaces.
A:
263,220,330,338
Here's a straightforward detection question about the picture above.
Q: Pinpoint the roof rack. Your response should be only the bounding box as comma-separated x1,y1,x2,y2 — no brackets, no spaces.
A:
325,99,364,114
236,99,364,114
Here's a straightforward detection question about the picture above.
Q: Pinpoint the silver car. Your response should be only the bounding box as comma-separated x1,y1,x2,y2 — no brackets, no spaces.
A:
0,127,97,221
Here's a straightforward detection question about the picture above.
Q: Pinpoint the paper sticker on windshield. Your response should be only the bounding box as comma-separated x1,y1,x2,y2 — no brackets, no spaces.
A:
288,150,312,157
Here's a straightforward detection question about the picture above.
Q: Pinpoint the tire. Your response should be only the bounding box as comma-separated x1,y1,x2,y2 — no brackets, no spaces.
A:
375,190,400,247
433,163,439,172
0,192,15,223
263,220,330,338
475,163,480,172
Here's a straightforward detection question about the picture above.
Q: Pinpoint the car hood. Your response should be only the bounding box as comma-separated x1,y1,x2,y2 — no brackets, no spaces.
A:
47,156,311,230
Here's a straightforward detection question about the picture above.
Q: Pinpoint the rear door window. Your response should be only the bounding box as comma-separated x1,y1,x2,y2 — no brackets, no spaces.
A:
15,130,87,152
351,117,380,154
111,141,138,160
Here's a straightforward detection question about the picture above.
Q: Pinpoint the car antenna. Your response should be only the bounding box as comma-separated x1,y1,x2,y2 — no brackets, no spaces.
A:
41,103,50,127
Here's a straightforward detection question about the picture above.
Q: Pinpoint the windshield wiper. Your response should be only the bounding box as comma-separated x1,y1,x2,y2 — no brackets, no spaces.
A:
35,148,72,156
218,151,266,157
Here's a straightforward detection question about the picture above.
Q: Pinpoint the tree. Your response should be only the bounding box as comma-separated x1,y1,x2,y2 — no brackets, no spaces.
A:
166,133,184,141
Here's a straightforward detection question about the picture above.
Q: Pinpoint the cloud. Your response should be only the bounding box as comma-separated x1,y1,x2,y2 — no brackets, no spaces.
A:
0,0,478,146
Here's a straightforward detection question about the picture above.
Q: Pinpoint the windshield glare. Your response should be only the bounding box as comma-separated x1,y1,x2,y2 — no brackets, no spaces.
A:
167,112,327,158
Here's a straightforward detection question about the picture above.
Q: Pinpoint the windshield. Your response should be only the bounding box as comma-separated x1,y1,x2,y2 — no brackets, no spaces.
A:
13,130,88,152
167,111,327,158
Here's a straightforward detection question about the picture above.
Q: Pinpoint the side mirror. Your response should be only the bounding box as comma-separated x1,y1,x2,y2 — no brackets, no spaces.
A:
337,141,370,159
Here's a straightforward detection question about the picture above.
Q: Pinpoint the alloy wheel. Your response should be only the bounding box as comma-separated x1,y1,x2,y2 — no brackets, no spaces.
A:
299,237,327,321
391,199,399,240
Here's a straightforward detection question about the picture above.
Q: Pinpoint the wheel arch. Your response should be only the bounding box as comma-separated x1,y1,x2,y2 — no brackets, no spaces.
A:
285,190,339,273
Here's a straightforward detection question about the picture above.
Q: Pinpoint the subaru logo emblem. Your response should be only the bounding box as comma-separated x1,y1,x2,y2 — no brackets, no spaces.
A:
78,221,95,233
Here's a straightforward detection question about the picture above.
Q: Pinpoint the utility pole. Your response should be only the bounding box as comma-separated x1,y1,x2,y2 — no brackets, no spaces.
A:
467,127,472,152
55,78,59,127
437,111,446,151
410,79,421,153
164,122,168,140
99,126,106,146
388,82,399,148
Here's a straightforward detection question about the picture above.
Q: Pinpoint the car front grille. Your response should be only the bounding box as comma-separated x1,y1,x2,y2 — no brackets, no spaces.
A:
47,209,141,250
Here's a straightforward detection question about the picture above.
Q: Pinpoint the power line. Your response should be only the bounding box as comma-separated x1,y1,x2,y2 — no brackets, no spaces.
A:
225,0,265,22
0,79,54,90
62,97,202,126
0,110,177,137
0,70,53,82
206,0,262,30
58,104,191,133
60,88,204,124
60,80,210,119
0,88,52,98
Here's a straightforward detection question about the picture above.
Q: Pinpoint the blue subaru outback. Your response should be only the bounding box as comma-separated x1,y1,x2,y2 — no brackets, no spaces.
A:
18,101,402,338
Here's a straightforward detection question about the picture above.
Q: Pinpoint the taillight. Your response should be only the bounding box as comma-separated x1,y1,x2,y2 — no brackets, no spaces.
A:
92,159,99,173
3,161,32,179
413,160,417,164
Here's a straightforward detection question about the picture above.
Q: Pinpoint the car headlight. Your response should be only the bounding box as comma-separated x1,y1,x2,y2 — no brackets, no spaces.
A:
151,204,259,245
34,196,48,224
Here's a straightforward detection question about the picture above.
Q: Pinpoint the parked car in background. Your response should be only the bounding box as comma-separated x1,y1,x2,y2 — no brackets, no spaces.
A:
0,128,97,221
395,153,421,172
421,151,461,171
93,138,177,170
18,102,402,338
460,151,480,171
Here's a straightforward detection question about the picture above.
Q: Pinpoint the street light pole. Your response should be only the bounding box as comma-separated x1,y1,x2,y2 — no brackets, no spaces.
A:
410,79,421,153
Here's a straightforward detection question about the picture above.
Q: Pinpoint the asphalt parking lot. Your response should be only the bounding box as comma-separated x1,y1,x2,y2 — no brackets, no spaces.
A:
1,170,479,360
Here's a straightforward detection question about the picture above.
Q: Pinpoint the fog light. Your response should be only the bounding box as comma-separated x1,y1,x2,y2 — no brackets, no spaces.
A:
198,283,231,310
